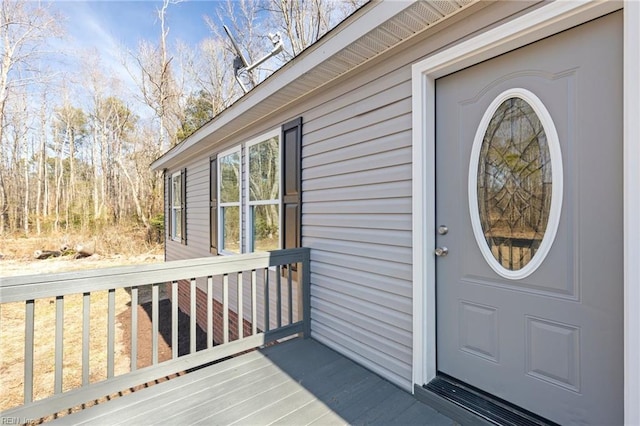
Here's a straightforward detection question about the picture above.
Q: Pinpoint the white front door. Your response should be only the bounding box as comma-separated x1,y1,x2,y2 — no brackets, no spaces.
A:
434,12,623,425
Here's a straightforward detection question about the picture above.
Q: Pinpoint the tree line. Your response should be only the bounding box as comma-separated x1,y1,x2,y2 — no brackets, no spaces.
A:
0,0,362,240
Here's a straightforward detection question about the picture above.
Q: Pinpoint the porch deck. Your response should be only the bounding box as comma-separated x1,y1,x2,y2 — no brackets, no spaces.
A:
51,337,453,426
1,249,456,425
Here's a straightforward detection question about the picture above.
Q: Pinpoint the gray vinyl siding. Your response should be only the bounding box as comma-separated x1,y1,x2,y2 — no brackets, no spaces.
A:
302,66,414,391
166,156,211,261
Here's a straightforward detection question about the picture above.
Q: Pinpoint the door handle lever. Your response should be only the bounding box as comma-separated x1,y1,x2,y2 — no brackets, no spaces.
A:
434,247,449,257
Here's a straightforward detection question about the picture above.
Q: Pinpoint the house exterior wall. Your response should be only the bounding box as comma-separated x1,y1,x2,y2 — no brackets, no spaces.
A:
162,1,538,393
301,71,414,389
166,156,211,261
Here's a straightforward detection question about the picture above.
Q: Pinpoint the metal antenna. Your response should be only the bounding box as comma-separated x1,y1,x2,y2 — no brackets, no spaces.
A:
223,25,283,94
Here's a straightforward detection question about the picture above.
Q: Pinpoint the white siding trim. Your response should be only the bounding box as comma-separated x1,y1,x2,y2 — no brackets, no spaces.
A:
624,1,640,423
411,2,639,424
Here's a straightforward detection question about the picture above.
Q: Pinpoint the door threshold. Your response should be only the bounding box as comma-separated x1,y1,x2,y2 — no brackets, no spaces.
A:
415,375,558,426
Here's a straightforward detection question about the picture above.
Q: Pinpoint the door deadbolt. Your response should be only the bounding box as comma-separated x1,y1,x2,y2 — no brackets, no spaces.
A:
434,247,449,257
437,225,448,235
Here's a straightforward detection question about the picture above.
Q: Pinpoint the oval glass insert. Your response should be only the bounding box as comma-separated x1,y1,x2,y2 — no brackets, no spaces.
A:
469,89,562,279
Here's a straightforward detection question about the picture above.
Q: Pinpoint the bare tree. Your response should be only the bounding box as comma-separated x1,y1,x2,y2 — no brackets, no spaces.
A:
125,0,184,149
204,0,364,94
82,52,111,222
205,0,272,91
35,90,48,234
265,0,366,60
2,85,30,232
54,92,88,204
0,0,62,233
0,0,364,242
177,38,238,140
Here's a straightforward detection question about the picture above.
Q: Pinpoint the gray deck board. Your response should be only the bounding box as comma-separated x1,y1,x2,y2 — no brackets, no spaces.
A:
389,399,455,426
270,399,341,426
349,382,422,425
52,338,453,425
60,352,271,424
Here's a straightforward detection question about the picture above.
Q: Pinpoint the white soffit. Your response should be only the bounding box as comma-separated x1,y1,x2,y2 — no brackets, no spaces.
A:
152,0,477,170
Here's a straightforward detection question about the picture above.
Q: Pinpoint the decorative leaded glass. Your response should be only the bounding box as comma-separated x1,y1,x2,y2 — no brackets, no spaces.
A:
477,97,553,271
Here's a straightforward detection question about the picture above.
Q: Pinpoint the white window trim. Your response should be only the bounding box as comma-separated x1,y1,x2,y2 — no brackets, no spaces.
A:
218,146,242,255
410,2,639,424
245,129,282,253
217,129,282,255
170,171,182,242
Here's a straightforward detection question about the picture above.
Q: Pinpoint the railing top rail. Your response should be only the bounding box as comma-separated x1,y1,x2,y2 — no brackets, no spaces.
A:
0,248,309,303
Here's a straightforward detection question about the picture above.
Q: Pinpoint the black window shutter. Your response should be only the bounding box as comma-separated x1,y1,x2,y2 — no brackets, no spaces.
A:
166,170,172,240
210,157,218,255
181,168,187,245
281,117,302,250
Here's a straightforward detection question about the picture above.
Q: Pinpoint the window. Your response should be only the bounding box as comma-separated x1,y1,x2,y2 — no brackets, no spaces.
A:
219,147,241,253
170,169,186,243
210,118,301,255
217,132,279,254
247,131,280,252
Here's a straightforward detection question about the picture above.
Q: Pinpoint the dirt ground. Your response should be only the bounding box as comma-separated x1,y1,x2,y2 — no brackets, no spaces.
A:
0,253,164,276
118,298,209,369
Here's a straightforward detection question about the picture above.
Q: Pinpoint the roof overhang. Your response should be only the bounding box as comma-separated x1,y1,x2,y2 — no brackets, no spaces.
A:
151,0,479,171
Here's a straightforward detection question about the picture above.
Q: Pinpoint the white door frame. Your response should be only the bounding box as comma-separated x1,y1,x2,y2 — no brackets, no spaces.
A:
411,1,640,424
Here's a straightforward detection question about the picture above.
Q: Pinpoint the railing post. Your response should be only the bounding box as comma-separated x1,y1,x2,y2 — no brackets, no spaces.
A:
207,277,213,349
172,281,178,359
190,278,196,354
223,274,229,344
83,292,91,382
251,270,257,336
276,266,282,329
24,299,34,404
152,284,159,365
107,289,115,378
55,296,64,393
237,272,243,340
264,269,270,332
302,248,311,338
131,287,139,370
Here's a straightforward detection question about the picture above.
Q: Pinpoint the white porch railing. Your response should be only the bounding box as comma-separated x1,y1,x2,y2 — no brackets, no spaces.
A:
0,248,310,421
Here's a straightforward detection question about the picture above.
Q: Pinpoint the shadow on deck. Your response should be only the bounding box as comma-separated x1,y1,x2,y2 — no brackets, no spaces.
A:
51,338,454,425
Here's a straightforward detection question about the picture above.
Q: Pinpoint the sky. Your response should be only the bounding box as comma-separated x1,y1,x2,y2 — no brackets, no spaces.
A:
51,1,217,52
34,0,356,117
44,0,234,116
